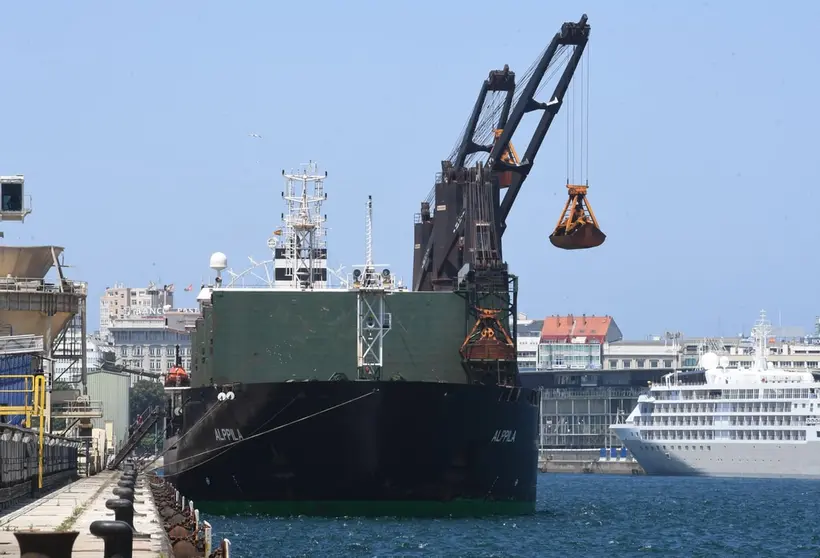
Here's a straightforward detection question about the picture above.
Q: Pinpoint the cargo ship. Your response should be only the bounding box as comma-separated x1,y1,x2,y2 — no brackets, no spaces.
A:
160,164,539,516
160,14,594,516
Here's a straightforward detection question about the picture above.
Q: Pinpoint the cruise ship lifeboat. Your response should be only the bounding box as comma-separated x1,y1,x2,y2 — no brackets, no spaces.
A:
549,184,606,250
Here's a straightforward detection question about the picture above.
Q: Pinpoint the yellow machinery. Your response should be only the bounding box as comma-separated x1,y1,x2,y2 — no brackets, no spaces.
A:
0,374,47,488
549,184,606,250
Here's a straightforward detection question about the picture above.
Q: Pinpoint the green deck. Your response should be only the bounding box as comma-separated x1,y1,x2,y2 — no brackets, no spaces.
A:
191,289,471,386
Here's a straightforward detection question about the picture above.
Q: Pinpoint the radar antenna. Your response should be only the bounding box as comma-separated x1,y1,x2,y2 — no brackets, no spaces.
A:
354,196,393,380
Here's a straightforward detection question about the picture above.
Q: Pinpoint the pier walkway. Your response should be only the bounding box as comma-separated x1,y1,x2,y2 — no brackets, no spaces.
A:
0,470,167,556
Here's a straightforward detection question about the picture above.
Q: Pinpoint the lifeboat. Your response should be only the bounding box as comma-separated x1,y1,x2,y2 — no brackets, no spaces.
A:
165,364,190,388
549,184,606,250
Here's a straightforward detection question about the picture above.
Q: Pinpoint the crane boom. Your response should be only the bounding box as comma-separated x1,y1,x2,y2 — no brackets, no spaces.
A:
412,15,590,292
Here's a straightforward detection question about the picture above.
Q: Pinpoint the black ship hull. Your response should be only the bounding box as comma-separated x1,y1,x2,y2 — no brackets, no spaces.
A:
162,380,539,517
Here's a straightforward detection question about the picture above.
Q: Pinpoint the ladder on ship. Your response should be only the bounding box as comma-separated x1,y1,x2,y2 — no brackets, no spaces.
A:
107,406,161,470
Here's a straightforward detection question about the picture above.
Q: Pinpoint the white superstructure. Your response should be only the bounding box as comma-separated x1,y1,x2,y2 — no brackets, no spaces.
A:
611,311,820,478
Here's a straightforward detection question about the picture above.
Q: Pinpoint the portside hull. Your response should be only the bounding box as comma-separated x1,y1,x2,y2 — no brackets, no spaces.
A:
163,381,539,517
613,425,820,479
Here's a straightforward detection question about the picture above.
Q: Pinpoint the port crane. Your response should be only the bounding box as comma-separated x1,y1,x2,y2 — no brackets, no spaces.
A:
411,15,598,386
413,14,599,292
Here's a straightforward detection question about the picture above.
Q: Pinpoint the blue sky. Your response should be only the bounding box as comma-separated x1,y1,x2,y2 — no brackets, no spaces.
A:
1,1,817,339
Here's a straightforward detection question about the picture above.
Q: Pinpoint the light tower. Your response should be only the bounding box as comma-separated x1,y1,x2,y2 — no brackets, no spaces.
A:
354,196,393,381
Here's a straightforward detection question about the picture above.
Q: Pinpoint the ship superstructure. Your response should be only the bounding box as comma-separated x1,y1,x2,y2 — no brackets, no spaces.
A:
611,311,820,478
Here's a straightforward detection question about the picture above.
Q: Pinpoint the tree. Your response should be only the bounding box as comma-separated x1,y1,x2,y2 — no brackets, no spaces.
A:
129,379,165,422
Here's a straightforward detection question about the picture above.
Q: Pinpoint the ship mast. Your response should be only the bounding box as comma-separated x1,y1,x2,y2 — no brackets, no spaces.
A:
751,309,772,371
278,162,328,290
354,196,393,380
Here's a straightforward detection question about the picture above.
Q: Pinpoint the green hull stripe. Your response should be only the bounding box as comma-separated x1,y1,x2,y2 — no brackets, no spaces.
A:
197,498,535,518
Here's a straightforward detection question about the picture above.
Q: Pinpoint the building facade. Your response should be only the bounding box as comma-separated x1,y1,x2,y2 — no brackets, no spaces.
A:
99,283,198,384
100,283,175,340
108,313,196,383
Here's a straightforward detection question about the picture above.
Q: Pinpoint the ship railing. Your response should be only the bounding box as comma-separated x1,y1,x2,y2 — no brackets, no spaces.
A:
0,276,87,295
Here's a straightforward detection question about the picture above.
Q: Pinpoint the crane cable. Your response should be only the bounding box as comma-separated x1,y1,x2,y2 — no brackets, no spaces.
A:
566,43,588,186
426,45,574,207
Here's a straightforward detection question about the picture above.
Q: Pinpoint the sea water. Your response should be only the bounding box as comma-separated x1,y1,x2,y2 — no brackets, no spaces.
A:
205,473,820,557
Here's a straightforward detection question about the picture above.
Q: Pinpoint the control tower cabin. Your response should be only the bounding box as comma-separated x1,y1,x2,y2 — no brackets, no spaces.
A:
0,175,101,435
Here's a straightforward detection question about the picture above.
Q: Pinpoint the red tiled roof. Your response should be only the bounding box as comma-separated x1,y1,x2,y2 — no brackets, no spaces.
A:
540,315,612,342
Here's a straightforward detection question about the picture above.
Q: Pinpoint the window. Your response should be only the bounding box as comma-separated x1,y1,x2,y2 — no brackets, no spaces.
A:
664,359,673,368
119,346,127,357
608,359,618,369
650,359,659,368
166,346,175,357
621,359,631,369
636,359,645,368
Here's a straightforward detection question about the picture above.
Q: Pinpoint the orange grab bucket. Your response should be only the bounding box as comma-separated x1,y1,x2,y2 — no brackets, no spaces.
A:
549,184,606,250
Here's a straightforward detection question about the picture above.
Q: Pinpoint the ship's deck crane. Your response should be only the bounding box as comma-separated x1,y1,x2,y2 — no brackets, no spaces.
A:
411,15,597,387
412,14,599,293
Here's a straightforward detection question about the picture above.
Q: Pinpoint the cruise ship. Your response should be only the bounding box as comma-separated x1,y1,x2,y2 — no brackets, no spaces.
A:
611,312,820,478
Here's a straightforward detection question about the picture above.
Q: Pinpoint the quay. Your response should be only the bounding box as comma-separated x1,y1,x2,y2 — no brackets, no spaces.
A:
0,470,167,556
539,449,645,475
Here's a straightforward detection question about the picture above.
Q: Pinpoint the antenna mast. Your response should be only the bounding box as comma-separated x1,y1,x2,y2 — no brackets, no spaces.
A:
278,162,328,290
354,196,393,380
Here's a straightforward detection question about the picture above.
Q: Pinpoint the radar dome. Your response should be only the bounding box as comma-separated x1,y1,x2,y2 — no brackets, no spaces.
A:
718,355,730,368
209,252,228,272
700,351,720,370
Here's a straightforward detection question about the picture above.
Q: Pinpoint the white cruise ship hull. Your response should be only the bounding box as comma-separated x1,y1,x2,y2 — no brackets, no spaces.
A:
612,425,820,479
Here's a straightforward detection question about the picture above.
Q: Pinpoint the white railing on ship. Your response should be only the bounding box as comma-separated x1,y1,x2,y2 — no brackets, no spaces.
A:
0,277,87,295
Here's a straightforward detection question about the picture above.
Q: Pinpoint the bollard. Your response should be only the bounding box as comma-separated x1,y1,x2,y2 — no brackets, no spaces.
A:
90,520,133,558
222,538,231,558
106,498,135,529
14,531,79,558
117,479,135,489
203,521,212,556
113,487,134,502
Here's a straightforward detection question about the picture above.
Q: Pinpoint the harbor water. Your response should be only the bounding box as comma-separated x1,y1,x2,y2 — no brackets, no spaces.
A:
205,472,819,557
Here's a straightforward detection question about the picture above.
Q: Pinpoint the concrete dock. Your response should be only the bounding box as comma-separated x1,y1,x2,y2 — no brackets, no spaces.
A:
540,450,646,475
0,471,167,556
